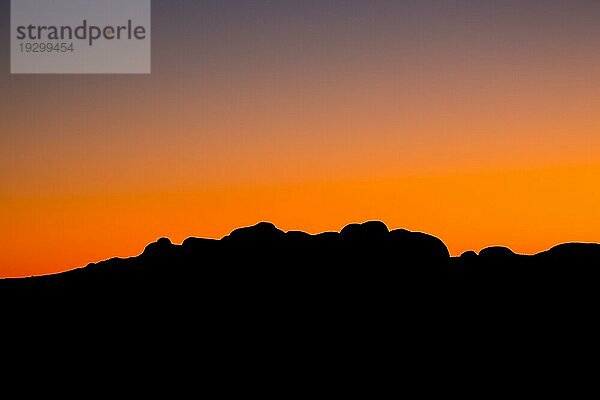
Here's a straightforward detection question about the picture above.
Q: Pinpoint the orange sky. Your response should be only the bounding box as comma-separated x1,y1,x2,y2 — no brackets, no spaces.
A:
1,1,600,277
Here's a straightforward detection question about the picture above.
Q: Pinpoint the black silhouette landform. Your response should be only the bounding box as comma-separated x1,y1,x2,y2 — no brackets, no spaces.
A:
4,222,591,380
1,221,600,291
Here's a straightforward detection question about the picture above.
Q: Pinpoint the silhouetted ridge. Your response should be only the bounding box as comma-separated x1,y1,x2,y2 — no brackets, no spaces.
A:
537,243,600,260
479,246,516,258
143,237,174,256
1,221,600,291
224,222,285,241
340,221,389,240
388,229,450,260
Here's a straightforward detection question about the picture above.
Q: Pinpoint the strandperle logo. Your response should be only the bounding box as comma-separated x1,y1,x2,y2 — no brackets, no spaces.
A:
11,0,151,74
16,19,147,47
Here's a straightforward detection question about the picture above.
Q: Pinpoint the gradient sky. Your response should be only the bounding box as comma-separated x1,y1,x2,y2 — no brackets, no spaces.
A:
1,0,600,277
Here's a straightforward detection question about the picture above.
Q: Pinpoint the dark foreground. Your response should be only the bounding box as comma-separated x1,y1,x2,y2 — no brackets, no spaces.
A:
2,221,598,372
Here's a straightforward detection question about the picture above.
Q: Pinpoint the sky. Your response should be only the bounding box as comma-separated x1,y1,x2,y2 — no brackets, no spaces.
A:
1,0,600,277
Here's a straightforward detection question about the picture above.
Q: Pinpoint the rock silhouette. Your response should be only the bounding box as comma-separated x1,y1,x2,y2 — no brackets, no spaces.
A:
1,221,600,292
225,222,286,241
479,246,516,258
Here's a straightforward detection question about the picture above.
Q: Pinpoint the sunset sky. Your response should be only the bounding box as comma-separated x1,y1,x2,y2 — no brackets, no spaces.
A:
2,0,600,277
